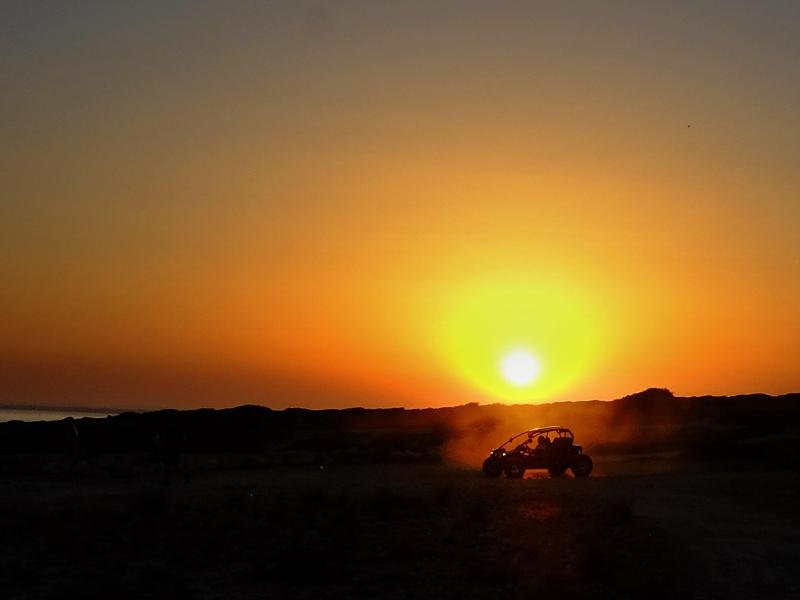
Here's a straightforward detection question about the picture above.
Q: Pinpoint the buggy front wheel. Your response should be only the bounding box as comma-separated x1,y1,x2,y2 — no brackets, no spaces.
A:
571,454,593,478
482,456,503,478
504,457,525,479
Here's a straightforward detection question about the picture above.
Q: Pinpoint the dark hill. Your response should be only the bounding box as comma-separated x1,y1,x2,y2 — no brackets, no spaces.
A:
2,390,799,468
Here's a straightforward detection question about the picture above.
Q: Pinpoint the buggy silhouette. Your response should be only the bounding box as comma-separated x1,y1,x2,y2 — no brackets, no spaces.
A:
482,426,593,478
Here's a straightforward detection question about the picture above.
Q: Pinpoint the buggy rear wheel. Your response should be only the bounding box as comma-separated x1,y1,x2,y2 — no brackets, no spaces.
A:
571,454,593,478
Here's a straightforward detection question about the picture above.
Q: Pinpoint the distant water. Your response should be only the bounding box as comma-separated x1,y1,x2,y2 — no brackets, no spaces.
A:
0,408,114,423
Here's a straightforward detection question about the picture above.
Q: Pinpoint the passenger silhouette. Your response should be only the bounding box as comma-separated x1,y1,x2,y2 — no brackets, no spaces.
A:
514,439,531,454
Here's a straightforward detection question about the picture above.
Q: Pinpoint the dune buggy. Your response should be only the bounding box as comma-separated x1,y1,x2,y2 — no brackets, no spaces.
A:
482,426,593,478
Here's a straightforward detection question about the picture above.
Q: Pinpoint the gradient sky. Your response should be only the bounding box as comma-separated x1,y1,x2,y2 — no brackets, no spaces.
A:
2,1,799,409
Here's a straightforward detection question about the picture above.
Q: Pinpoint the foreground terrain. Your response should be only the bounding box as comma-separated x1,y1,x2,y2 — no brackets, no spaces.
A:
1,455,798,599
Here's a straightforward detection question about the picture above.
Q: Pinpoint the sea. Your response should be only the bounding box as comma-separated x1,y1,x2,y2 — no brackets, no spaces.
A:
0,408,115,423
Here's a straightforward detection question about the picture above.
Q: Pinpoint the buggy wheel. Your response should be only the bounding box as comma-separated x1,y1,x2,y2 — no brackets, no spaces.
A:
571,454,593,478
482,456,503,478
548,465,567,478
504,457,525,479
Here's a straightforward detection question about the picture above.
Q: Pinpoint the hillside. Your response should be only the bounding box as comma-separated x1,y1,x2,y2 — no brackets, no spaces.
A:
3,389,799,470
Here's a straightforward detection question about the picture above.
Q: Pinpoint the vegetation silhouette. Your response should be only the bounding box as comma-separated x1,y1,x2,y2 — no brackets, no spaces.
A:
1,388,799,472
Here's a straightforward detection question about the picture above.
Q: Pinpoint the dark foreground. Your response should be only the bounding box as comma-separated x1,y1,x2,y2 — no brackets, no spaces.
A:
2,456,798,599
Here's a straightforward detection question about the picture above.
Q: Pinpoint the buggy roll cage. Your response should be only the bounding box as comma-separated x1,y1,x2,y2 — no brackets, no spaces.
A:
495,426,574,450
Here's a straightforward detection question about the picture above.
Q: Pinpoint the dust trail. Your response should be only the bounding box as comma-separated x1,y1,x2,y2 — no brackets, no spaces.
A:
439,389,682,467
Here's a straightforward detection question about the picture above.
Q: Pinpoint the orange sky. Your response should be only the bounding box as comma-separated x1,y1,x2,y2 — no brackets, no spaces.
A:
2,2,799,409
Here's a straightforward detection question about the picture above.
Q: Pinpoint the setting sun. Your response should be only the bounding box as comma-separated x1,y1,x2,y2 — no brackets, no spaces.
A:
500,350,541,387
433,274,600,403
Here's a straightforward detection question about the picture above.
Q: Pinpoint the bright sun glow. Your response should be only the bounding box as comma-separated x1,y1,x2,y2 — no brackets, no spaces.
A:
436,275,599,402
500,350,541,387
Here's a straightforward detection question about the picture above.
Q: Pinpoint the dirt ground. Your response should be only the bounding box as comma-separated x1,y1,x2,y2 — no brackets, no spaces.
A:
1,455,798,599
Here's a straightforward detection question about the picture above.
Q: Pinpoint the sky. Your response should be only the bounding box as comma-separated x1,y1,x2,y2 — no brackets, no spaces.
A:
2,1,799,409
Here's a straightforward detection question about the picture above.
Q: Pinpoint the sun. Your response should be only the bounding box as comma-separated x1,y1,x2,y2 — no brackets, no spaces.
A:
500,349,541,387
437,275,598,402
